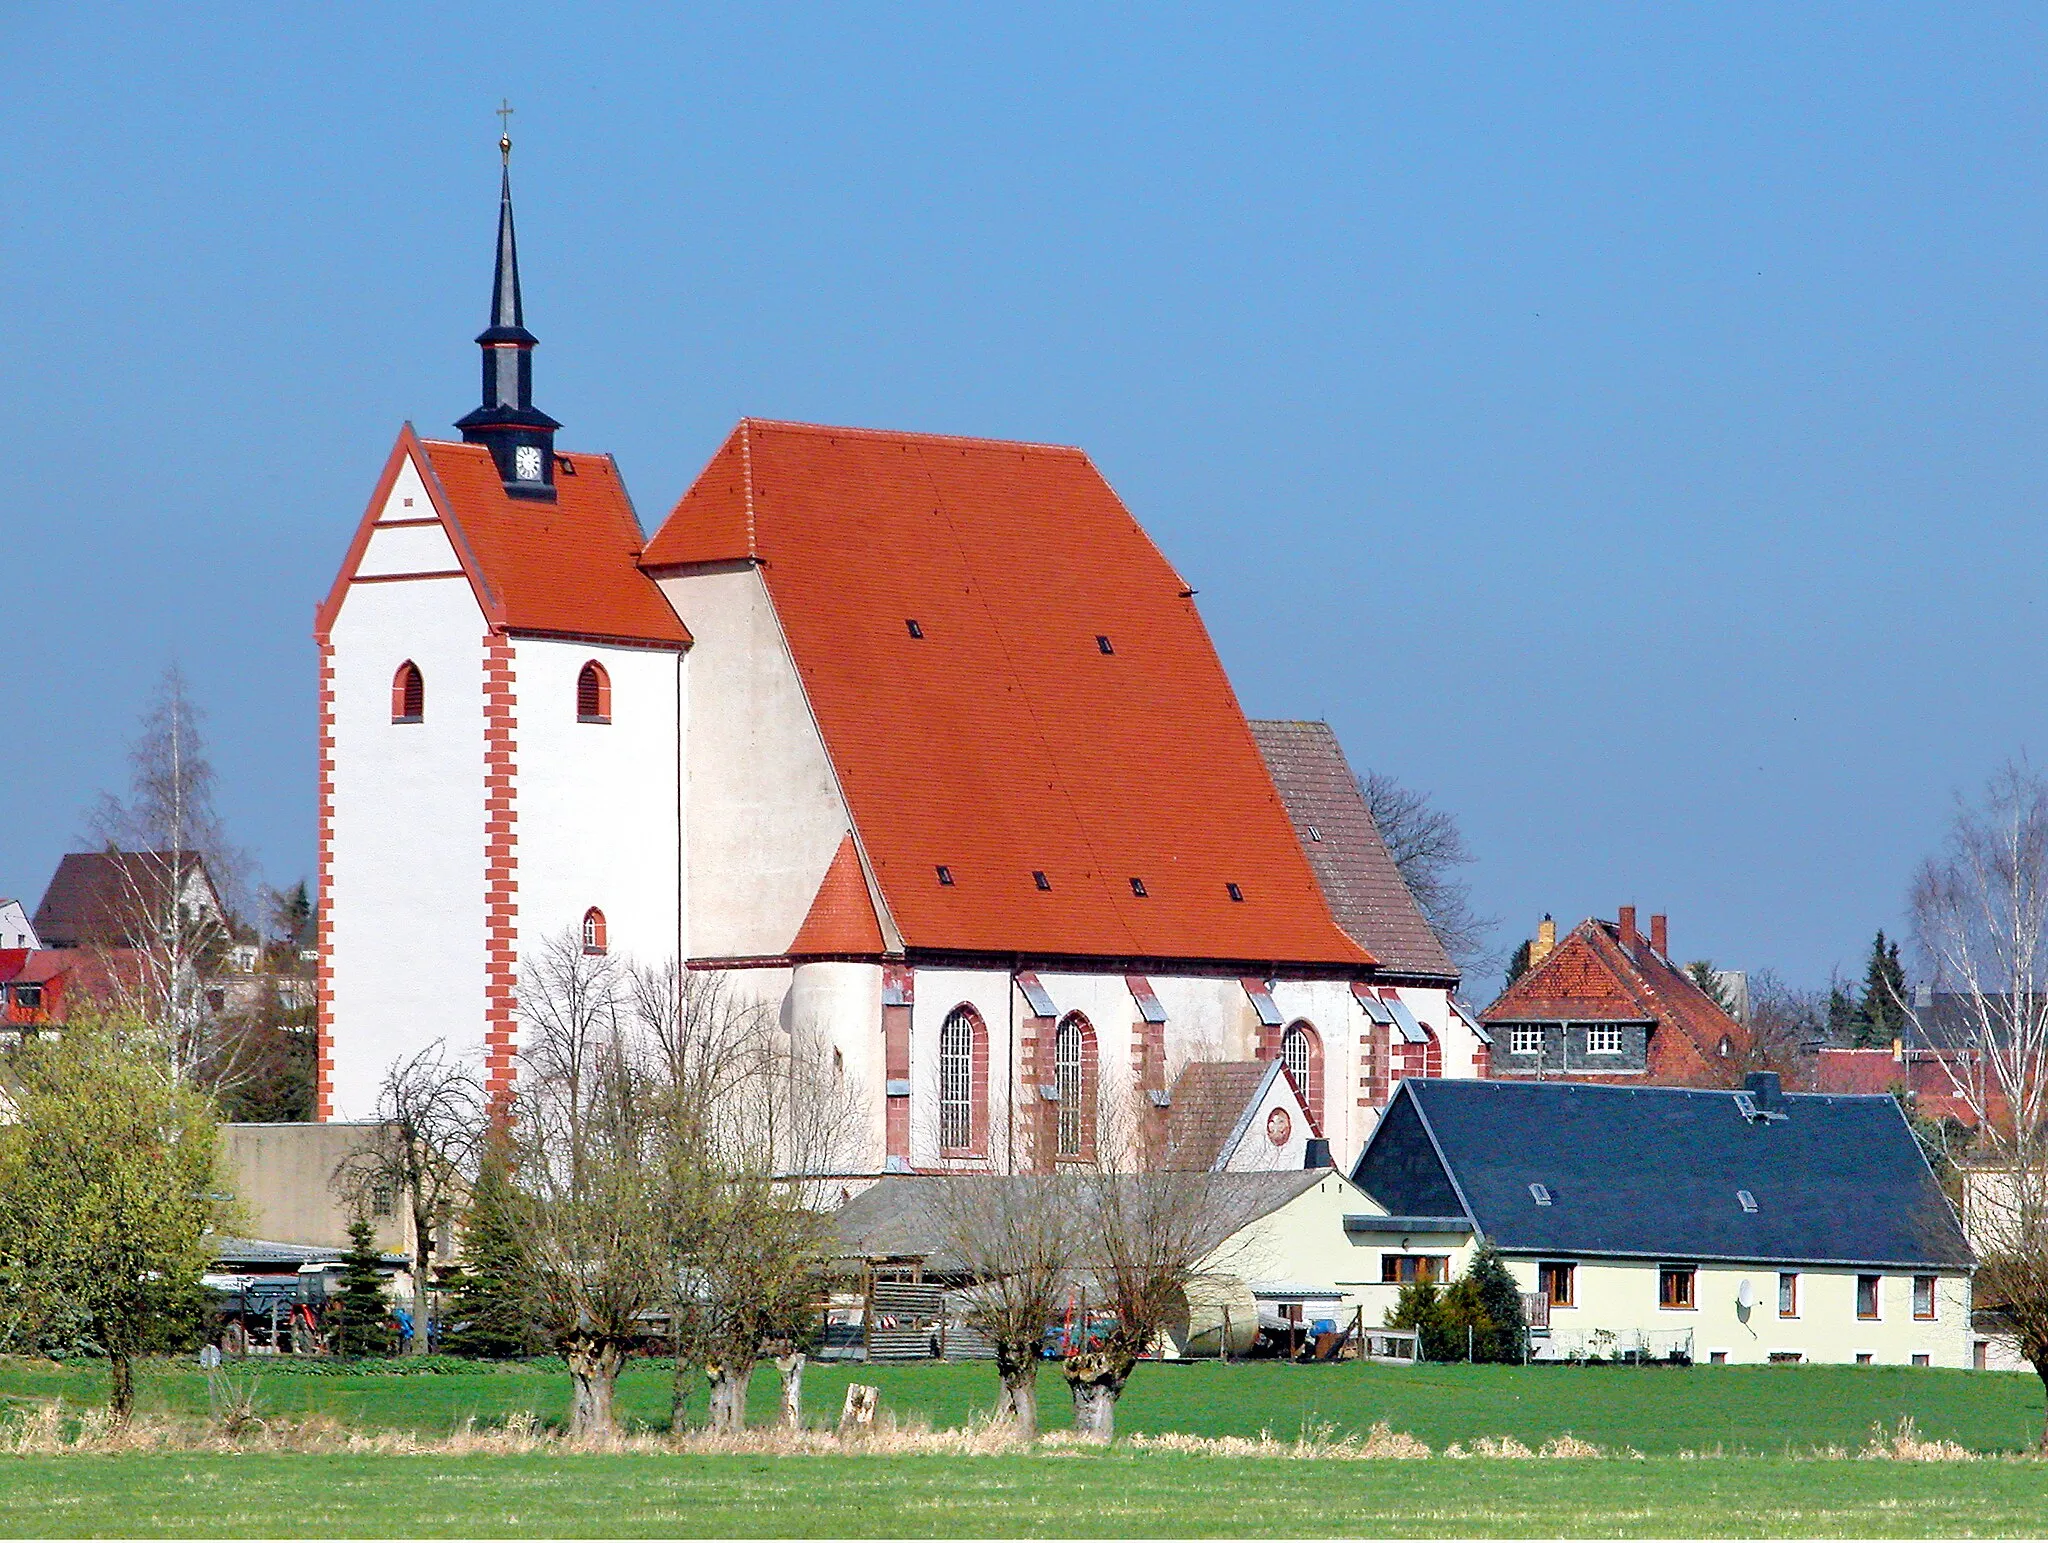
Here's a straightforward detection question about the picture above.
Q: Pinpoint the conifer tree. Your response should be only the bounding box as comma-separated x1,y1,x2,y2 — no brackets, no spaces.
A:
1503,939,1532,992
326,1218,391,1357
441,1147,539,1359
1852,930,1910,1049
1459,1240,1529,1362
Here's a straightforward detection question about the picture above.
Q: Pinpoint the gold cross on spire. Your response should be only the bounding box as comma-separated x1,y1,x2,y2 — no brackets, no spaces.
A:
497,99,514,162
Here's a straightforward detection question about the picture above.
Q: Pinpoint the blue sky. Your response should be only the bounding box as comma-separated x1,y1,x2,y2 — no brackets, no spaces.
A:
3,4,2043,989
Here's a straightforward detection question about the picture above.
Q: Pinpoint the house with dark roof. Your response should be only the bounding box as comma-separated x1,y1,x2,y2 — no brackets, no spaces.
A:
1480,908,1750,1088
317,140,1485,1173
32,850,224,951
1346,1074,1977,1367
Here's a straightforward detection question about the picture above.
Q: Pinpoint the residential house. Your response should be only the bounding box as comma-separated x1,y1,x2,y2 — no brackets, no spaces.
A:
0,948,133,1031
1347,1074,1976,1367
0,900,37,952
1480,908,1749,1086
32,850,227,951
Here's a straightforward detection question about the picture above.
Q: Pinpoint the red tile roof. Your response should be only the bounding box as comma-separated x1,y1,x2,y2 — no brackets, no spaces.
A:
646,420,1370,970
788,835,887,958
318,427,690,648
1481,917,1749,1085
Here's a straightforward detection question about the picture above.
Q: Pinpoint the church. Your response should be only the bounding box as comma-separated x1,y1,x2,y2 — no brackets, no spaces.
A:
315,144,1484,1176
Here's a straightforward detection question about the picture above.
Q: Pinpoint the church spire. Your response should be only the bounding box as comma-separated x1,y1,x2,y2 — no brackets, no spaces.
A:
456,110,560,499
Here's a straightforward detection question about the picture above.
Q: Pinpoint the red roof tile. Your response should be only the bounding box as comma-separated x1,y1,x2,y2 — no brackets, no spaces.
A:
318,427,690,648
645,420,1370,970
788,835,887,958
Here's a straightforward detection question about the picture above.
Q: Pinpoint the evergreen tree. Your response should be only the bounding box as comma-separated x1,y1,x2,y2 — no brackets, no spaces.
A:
1686,961,1738,1017
1851,930,1910,1049
441,1148,540,1359
1827,981,1858,1046
1503,940,1532,993
1458,1240,1529,1363
325,1218,392,1357
1382,1279,1458,1361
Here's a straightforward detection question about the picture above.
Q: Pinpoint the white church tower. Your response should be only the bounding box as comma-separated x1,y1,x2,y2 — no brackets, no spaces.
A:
314,133,689,1117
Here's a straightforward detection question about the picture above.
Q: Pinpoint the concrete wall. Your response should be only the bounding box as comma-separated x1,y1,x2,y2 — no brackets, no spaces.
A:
325,453,489,1117
221,1122,410,1255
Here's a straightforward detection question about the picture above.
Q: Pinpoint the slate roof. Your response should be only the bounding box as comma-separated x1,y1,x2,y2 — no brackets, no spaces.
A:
1248,720,1455,981
1351,1078,1973,1271
33,851,218,949
1480,917,1747,1083
317,427,691,649
832,1170,1329,1274
644,420,1369,970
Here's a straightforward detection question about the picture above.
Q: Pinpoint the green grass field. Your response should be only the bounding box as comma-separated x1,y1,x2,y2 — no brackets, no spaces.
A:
2,1358,2047,1536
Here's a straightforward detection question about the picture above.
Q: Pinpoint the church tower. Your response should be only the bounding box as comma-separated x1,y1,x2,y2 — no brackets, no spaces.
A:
454,128,560,498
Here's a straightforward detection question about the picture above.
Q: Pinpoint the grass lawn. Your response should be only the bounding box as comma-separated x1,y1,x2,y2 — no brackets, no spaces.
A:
3,1359,2048,1537
1,1356,2043,1455
2,1451,2048,1538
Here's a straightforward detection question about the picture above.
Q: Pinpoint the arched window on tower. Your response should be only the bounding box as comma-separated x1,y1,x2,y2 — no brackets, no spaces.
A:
577,661,611,723
391,661,424,723
582,907,607,955
1054,1012,1097,1160
1280,1020,1323,1118
938,1006,988,1156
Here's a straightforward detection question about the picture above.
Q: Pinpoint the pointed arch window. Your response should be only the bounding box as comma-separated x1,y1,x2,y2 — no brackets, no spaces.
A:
391,661,424,723
1281,1020,1323,1117
577,661,612,723
938,1005,988,1156
1054,1012,1097,1160
581,907,607,956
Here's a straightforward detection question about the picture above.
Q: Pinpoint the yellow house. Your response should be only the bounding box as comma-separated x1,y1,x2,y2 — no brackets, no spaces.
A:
1348,1074,1977,1367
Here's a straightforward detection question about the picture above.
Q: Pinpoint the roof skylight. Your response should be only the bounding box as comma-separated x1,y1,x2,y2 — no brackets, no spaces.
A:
935,865,954,886
1737,1189,1758,1213
1529,1183,1553,1206
1096,634,1115,655
905,619,924,639
1226,882,1244,902
1129,877,1148,898
1033,870,1052,892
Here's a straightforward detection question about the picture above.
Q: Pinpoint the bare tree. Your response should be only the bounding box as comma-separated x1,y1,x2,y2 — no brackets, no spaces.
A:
334,1042,485,1354
508,929,664,1438
1359,769,1497,974
1742,968,1825,1080
929,1173,1080,1438
1908,759,2048,1445
634,967,858,1434
80,666,256,1090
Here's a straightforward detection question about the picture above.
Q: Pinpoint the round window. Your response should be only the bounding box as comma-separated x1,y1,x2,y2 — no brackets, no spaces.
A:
1266,1107,1292,1146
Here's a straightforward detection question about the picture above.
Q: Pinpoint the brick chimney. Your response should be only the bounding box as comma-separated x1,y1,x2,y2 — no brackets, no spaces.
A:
1650,912,1668,956
1531,914,1556,966
1618,905,1638,949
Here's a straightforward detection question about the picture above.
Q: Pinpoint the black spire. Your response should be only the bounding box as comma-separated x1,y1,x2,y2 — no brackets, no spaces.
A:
456,121,560,498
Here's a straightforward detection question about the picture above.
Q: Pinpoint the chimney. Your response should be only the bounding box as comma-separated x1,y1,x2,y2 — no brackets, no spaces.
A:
1650,913,1667,957
1744,1070,1782,1110
1303,1137,1332,1170
1532,914,1556,966
1618,905,1638,949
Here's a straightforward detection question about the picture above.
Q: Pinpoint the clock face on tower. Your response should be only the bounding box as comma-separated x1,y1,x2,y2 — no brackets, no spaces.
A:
513,445,543,481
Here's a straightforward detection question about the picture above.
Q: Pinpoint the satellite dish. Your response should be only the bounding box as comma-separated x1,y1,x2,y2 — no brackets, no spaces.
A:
1736,1278,1756,1310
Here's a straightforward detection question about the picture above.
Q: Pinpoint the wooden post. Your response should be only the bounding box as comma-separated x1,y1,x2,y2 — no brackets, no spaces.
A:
1220,1305,1231,1364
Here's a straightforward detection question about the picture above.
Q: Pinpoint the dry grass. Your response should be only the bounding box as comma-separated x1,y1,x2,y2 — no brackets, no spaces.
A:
1860,1416,1977,1462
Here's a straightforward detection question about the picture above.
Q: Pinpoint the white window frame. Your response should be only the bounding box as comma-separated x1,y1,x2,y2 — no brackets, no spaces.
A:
1511,1025,1544,1056
938,1008,976,1152
1585,1024,1623,1055
1054,1018,1085,1157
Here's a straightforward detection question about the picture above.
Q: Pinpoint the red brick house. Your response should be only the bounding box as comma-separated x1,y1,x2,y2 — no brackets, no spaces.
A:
1479,907,1749,1087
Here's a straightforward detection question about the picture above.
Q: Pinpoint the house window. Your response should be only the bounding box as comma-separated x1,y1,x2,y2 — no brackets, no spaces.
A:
1280,1021,1322,1113
1054,1013,1095,1159
1856,1353,1873,1365
1538,1261,1575,1307
1511,1025,1543,1056
1585,1024,1622,1054
1709,1350,1728,1365
1912,1353,1930,1367
1914,1275,1936,1320
370,1182,395,1219
391,661,424,723
1779,1272,1798,1318
938,1007,984,1154
1858,1275,1881,1320
581,907,607,955
1659,1267,1696,1310
577,661,612,722
1768,1351,1803,1364
12,984,39,1011
1381,1254,1449,1284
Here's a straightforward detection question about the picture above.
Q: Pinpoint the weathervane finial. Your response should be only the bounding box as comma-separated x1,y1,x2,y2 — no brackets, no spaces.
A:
497,99,514,162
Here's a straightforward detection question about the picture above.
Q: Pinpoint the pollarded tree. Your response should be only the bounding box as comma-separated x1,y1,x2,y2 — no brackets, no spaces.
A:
0,1013,229,1426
